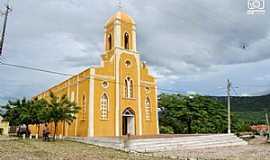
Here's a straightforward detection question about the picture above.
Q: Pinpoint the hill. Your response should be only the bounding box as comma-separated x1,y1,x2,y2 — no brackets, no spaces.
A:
210,94,270,123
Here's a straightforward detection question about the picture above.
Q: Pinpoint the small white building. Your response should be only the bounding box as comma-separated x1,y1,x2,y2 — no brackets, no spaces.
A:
0,115,9,136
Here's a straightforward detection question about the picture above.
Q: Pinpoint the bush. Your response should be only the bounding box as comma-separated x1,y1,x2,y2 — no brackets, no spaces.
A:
160,126,174,134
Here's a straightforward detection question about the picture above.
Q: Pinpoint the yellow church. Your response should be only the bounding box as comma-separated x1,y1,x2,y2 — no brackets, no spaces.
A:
31,11,159,137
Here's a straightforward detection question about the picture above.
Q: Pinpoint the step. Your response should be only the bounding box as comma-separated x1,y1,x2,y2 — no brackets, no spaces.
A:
134,141,247,152
129,134,234,143
127,135,247,152
128,136,242,148
128,134,237,145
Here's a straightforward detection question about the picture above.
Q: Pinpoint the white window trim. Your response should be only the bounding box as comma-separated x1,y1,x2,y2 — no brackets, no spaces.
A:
81,93,87,121
125,77,133,98
100,93,109,121
145,97,151,121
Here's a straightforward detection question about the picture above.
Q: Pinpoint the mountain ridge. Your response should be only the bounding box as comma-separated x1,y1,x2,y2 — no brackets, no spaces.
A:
209,94,270,123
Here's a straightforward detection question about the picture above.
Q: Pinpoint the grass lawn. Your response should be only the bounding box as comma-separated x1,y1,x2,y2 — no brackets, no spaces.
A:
0,139,165,160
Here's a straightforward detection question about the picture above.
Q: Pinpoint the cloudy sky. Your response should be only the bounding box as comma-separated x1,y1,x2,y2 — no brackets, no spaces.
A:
0,0,270,104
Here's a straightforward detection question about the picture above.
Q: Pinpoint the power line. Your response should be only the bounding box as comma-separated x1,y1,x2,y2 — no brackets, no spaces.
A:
1,60,269,96
231,87,239,96
0,60,186,94
0,60,73,76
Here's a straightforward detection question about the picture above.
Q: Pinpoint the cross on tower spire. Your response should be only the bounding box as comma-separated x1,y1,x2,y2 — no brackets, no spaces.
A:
116,0,123,11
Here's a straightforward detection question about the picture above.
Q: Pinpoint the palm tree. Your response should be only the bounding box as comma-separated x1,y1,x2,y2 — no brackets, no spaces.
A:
32,98,49,136
47,92,80,140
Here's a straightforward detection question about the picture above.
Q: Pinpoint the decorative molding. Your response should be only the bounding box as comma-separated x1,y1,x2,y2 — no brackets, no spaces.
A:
141,80,156,85
115,47,139,55
94,74,115,81
101,81,109,89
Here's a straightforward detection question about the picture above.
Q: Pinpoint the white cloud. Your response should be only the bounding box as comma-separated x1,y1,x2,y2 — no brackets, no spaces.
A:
1,0,270,104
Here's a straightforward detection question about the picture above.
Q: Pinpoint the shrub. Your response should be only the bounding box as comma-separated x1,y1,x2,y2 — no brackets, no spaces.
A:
160,126,174,134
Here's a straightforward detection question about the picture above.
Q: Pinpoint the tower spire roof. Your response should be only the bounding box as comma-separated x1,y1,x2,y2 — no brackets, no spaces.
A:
105,11,136,27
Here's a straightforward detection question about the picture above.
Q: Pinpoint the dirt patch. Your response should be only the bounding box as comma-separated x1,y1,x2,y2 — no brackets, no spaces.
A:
0,139,166,160
1,138,270,160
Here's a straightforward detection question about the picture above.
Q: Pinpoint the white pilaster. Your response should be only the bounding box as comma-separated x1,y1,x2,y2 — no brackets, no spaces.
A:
75,75,79,136
66,80,70,136
115,49,120,136
104,28,107,51
88,68,95,137
114,19,121,48
135,54,142,135
155,85,160,134
132,25,137,52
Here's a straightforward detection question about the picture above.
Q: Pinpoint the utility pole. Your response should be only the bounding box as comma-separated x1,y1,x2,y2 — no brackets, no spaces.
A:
0,4,11,56
266,112,270,140
227,79,231,134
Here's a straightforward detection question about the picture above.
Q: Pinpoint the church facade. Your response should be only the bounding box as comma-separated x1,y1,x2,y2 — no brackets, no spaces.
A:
31,11,159,137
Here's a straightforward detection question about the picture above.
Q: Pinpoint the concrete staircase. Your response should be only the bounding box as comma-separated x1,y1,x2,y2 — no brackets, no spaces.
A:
126,134,248,152
65,134,248,153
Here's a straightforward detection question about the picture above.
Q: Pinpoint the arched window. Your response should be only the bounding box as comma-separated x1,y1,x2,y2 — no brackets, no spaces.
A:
108,34,112,50
100,93,109,120
125,77,133,98
124,32,129,49
125,80,128,97
145,97,151,121
82,94,86,120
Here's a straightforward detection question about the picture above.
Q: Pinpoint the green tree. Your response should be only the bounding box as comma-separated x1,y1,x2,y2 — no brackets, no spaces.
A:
31,98,49,135
159,94,228,134
47,92,80,140
1,99,22,126
2,98,36,135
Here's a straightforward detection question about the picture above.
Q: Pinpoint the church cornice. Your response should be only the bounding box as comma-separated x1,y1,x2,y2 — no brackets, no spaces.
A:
115,47,139,55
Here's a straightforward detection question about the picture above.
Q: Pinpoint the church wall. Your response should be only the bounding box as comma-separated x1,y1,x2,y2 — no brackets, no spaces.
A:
140,64,156,82
95,58,115,76
93,58,116,137
93,76,116,137
67,76,79,137
140,82,158,135
140,63,158,135
30,69,90,137
76,70,90,137
54,85,68,136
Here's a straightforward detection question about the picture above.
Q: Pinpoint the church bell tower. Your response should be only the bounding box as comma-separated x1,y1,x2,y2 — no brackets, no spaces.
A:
104,11,137,52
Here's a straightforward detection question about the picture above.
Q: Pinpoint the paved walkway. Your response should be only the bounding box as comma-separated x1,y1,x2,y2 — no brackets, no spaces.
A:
153,143,270,160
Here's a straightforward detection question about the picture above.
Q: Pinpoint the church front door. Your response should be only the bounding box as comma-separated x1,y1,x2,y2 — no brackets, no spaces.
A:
122,108,135,136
